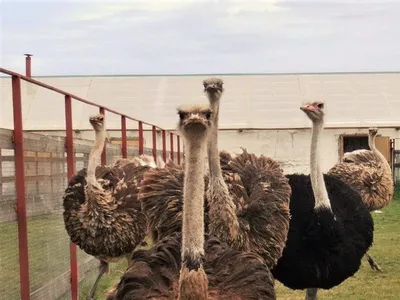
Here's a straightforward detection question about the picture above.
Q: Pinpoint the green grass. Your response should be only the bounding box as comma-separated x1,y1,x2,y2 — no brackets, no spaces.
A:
0,213,91,300
276,196,400,300
1,195,399,300
77,260,128,300
85,195,400,300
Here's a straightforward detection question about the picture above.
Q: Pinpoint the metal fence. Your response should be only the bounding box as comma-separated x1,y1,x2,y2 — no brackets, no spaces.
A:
0,64,182,300
393,140,400,185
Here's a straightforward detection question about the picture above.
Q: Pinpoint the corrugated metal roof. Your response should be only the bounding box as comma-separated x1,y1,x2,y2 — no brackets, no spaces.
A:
1,72,400,130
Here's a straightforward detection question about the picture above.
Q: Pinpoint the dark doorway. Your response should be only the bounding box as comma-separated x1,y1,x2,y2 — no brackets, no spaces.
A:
343,136,369,153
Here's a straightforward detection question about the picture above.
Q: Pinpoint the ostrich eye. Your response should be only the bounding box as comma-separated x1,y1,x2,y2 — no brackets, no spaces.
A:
317,103,324,109
204,111,212,120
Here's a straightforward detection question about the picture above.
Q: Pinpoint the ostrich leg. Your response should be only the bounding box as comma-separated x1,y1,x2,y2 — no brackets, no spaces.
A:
366,252,382,272
86,260,109,300
305,288,318,300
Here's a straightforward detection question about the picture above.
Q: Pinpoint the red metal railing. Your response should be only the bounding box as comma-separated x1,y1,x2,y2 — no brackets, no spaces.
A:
170,133,174,161
0,63,182,300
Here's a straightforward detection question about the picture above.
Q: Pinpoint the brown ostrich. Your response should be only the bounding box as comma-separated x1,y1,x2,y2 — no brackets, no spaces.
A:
105,105,275,300
139,78,291,271
62,114,150,300
328,127,394,211
203,77,292,269
328,127,394,272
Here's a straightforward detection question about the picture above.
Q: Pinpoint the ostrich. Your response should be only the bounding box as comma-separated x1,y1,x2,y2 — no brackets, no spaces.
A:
63,114,149,300
271,101,374,300
140,78,291,270
328,127,394,211
327,127,394,272
203,77,291,269
105,104,275,300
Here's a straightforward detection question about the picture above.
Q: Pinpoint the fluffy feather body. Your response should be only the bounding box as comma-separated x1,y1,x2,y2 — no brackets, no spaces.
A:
105,233,276,300
63,161,150,259
328,145,393,211
139,160,210,243
139,149,291,269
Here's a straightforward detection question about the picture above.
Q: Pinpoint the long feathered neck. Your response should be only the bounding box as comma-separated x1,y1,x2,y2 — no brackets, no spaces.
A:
179,136,208,300
87,129,106,188
207,94,223,178
206,92,240,242
310,120,332,211
369,131,391,174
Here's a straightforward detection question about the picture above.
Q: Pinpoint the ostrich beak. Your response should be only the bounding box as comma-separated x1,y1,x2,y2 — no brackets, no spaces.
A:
300,104,316,112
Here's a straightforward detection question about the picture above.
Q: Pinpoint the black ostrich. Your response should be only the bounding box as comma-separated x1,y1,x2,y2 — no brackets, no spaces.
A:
271,101,374,300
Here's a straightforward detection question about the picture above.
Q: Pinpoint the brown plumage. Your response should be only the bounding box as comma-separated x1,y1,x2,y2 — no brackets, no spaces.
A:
62,114,151,300
328,128,394,211
105,233,275,300
140,79,291,271
207,148,292,269
106,105,275,300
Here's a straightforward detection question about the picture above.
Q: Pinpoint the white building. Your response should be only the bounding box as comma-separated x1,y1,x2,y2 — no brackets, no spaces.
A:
1,72,400,175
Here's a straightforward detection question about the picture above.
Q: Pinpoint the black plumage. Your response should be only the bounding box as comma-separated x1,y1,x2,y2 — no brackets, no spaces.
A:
272,171,374,289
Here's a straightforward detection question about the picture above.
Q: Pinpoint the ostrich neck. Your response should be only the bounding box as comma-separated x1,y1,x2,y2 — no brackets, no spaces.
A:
310,121,332,210
369,133,391,173
207,98,222,178
87,130,106,187
206,95,240,241
182,138,206,260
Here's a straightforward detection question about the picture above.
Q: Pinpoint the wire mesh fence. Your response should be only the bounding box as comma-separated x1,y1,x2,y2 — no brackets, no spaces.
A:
0,146,20,299
0,128,181,300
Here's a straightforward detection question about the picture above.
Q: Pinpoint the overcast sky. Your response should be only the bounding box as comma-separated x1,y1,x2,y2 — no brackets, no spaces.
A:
1,0,400,76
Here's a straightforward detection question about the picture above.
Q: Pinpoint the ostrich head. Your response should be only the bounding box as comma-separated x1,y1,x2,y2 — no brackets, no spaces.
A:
177,105,212,140
369,127,378,136
89,114,105,132
203,77,224,100
300,101,325,123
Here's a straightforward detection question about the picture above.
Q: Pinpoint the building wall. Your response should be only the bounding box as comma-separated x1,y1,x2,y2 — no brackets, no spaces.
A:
33,127,400,175
217,128,399,174
2,72,400,130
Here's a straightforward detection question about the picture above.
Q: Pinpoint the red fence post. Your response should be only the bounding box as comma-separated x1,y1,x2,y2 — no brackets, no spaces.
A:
121,116,127,159
99,107,106,164
170,133,174,161
162,130,167,162
152,126,157,161
138,121,144,155
24,54,32,78
177,135,181,165
65,95,78,300
12,75,31,300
